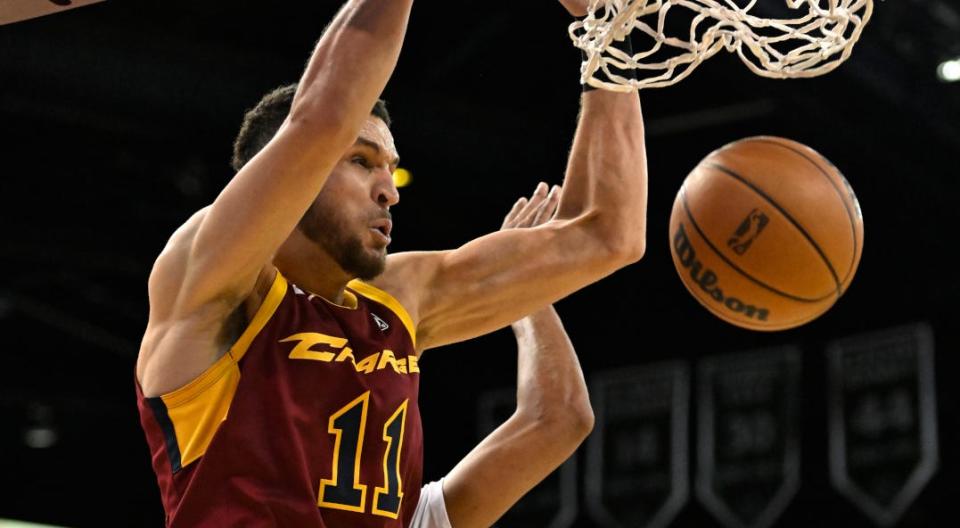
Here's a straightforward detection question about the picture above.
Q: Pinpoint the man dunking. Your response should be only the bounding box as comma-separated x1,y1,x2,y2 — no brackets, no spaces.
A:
135,0,647,526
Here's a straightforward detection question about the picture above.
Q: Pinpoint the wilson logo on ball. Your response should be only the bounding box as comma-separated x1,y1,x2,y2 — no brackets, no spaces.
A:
727,208,769,255
673,224,771,321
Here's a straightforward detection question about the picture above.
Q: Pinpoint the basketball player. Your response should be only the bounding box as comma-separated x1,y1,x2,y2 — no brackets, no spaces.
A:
409,187,593,528
136,0,645,525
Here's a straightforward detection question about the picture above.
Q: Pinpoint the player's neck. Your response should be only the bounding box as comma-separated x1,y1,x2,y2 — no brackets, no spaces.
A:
274,232,353,305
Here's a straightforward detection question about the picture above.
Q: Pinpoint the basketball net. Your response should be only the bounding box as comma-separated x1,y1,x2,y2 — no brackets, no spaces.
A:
570,0,874,91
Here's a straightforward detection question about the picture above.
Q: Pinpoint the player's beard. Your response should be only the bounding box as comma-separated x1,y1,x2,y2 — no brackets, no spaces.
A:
297,201,387,281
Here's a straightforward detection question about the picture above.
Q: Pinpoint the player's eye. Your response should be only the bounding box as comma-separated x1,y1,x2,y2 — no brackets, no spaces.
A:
351,156,372,169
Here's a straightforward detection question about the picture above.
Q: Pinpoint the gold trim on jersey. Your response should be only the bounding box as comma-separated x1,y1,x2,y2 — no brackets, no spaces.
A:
160,354,240,469
156,270,288,470
312,289,359,310
231,271,289,361
347,280,417,347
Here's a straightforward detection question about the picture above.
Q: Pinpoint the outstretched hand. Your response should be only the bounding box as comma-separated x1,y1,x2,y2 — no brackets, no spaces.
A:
501,182,562,230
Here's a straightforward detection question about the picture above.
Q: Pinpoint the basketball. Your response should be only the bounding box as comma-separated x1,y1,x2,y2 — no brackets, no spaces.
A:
668,136,864,331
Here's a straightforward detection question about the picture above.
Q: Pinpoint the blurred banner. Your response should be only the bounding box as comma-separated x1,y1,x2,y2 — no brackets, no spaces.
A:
696,347,801,528
827,323,938,527
477,389,578,528
586,362,689,528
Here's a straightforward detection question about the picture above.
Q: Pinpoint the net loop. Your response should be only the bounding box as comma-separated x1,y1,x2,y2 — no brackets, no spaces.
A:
570,0,874,90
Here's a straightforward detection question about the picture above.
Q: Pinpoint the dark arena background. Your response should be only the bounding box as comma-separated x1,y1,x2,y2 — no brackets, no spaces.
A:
1,1,957,527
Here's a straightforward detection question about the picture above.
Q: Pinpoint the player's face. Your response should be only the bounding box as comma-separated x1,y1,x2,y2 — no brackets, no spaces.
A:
297,116,400,280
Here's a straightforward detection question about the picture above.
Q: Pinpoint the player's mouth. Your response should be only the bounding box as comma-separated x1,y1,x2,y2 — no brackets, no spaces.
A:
369,219,393,246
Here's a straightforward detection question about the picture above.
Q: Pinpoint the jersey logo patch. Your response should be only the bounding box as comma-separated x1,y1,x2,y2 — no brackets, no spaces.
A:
371,313,390,332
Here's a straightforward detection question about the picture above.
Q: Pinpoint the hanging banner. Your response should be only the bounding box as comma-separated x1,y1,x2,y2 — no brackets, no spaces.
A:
697,347,801,528
478,388,577,528
586,362,689,528
827,323,938,527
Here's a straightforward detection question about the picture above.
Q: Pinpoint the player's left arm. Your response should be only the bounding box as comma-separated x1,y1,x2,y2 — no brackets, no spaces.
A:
434,194,593,528
440,307,592,528
373,3,646,351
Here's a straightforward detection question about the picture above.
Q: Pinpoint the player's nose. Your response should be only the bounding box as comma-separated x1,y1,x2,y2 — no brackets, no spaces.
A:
374,168,399,207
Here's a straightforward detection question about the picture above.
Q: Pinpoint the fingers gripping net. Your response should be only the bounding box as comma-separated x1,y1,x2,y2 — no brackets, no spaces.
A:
570,0,874,90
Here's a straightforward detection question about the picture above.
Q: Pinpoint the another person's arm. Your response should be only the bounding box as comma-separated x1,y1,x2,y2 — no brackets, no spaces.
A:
137,0,414,396
439,194,594,528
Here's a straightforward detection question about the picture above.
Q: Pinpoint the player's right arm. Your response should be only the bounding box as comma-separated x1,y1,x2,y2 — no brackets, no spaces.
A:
137,0,414,397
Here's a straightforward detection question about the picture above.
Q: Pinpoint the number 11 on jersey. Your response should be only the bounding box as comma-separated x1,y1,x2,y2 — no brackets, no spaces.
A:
318,391,409,518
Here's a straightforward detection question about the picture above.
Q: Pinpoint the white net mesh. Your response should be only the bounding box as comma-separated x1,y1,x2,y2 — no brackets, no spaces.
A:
570,0,874,90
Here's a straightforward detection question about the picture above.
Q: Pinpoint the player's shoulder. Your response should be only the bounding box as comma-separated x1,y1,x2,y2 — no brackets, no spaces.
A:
147,207,210,301
159,206,211,258
380,250,448,281
365,251,446,336
373,251,432,291
146,205,275,327
377,250,448,285
149,209,278,319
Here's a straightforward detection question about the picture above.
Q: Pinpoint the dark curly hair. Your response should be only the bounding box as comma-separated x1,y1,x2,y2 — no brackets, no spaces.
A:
231,83,391,172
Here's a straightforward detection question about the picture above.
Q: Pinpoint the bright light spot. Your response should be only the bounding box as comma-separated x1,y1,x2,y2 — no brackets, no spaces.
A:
23,427,57,449
392,168,412,188
937,59,960,82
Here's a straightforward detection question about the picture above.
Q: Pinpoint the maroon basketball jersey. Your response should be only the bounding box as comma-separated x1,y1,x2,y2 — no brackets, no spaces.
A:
137,271,423,527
